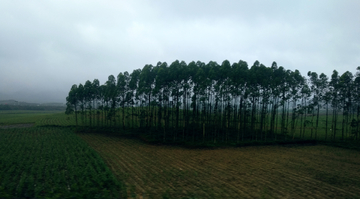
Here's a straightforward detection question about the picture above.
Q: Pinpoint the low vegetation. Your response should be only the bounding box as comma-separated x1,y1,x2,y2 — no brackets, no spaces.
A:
0,110,63,125
0,125,123,198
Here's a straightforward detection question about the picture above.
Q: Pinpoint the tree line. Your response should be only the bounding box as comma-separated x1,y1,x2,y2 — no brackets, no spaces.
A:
66,60,360,143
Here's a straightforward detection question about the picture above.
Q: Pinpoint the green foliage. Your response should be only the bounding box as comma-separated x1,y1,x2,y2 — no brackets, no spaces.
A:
65,59,360,146
0,127,123,198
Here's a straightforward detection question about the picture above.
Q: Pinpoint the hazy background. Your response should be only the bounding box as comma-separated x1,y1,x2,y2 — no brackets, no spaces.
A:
1,0,359,103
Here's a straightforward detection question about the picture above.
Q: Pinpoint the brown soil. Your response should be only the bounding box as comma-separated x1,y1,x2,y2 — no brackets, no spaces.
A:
78,133,360,199
0,123,34,129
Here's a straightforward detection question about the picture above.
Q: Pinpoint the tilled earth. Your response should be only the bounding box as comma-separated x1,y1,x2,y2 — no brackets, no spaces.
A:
78,133,360,199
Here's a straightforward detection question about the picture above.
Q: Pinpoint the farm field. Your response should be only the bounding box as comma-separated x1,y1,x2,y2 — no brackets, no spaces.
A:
0,110,76,128
0,126,123,198
0,110,64,126
1,110,360,198
79,132,360,199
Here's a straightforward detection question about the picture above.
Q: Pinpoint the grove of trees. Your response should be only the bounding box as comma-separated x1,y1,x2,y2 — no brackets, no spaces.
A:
66,60,360,144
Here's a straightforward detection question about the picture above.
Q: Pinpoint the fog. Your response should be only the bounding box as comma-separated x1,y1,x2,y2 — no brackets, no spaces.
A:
1,0,359,103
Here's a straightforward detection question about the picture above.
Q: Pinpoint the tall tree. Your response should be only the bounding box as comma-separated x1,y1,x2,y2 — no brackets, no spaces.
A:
318,74,329,140
106,75,118,126
66,84,79,126
354,67,360,140
92,79,100,126
117,71,131,129
138,64,156,129
84,80,94,126
77,84,85,125
307,71,323,139
129,69,141,128
330,70,340,140
339,71,353,140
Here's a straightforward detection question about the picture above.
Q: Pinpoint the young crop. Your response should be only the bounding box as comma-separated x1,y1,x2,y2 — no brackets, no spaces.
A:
0,127,124,198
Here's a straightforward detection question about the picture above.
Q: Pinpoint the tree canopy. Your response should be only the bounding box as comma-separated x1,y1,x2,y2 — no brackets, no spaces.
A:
66,60,360,144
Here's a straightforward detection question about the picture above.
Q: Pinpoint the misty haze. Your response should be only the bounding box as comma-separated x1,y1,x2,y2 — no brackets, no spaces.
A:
1,1,359,104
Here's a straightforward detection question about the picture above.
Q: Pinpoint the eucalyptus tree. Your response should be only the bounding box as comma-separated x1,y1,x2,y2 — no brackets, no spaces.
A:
278,67,291,138
163,62,173,132
269,63,289,139
204,61,218,141
288,70,305,139
138,64,156,128
129,69,141,128
179,60,190,139
230,60,248,142
307,71,322,139
330,70,340,140
124,72,134,128
77,84,85,125
354,67,360,140
198,61,213,141
184,62,198,138
194,61,208,140
208,61,222,142
220,60,235,141
284,69,296,136
256,64,272,140
339,71,353,139
105,75,118,126
92,79,100,126
65,100,74,120
248,61,262,140
98,84,107,126
268,62,279,137
84,80,94,126
66,84,79,126
249,61,273,140
153,62,170,140
187,61,198,127
169,60,183,132
117,71,131,129
186,61,206,141
318,73,329,139
190,62,204,129
205,63,215,127
319,74,331,140
299,83,311,138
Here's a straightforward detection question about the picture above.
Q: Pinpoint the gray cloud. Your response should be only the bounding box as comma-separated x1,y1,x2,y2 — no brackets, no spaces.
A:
0,0,359,103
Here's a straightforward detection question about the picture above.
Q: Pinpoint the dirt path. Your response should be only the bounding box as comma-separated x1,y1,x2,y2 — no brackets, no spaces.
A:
78,133,360,199
0,123,34,129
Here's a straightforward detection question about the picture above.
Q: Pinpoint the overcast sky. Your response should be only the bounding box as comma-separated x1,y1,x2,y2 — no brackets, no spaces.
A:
1,0,359,103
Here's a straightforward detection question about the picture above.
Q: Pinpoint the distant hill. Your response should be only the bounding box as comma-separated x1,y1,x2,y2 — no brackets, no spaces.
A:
0,99,65,106
0,99,39,106
0,89,67,104
0,99,65,111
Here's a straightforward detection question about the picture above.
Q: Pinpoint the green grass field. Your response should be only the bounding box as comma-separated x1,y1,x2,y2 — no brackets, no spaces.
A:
0,110,63,125
0,110,78,127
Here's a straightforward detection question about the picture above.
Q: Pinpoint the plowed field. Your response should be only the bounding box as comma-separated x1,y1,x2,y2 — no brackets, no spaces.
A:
78,133,360,199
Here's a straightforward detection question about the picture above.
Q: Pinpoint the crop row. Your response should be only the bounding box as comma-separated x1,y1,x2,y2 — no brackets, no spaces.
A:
79,133,360,198
35,113,77,127
0,127,123,198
